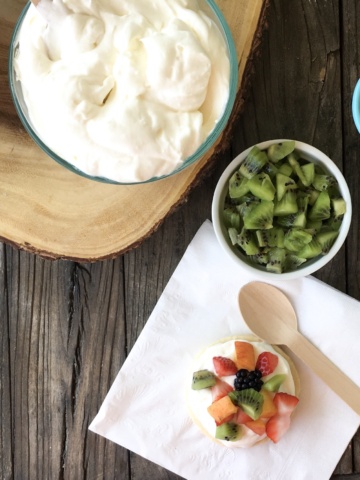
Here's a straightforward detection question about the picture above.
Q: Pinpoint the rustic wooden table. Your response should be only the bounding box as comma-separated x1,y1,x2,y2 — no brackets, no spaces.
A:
1,0,360,479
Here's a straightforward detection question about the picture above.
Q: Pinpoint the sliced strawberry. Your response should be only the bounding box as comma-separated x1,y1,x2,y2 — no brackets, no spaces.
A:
212,356,238,377
266,414,291,443
255,351,279,376
245,418,267,436
211,378,234,402
273,392,299,416
233,408,252,425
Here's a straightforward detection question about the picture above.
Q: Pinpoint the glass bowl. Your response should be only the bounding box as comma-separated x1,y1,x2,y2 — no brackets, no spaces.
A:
212,140,352,280
8,1,238,185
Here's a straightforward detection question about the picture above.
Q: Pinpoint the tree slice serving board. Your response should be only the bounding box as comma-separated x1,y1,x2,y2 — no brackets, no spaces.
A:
0,0,268,261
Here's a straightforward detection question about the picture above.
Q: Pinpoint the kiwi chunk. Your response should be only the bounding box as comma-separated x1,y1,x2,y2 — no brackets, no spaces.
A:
263,374,287,392
239,146,268,179
276,173,298,201
312,174,336,191
192,370,216,390
316,229,339,254
266,247,286,273
297,238,323,259
228,389,264,420
243,201,274,230
331,197,346,217
273,191,298,216
267,140,295,163
229,171,250,199
283,229,313,252
248,173,276,201
215,422,242,442
308,191,331,221
237,228,259,255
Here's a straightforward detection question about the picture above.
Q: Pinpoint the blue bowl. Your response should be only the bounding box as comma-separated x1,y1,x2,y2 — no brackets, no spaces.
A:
352,79,360,133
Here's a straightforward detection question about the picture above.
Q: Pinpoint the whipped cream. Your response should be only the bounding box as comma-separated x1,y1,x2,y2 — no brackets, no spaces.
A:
187,339,296,448
14,0,230,182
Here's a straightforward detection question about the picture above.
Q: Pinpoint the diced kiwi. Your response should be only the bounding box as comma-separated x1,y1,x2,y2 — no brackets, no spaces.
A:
229,171,250,199
223,141,347,273
263,374,287,392
243,201,274,230
331,197,346,217
276,173,298,201
312,174,336,191
228,389,264,420
237,228,259,255
316,229,339,254
223,207,241,230
288,151,308,185
239,146,268,179
256,227,284,248
308,191,331,221
215,422,242,442
266,247,286,273
283,228,313,252
267,140,295,163
297,238,323,259
192,370,216,390
273,191,298,216
248,173,276,201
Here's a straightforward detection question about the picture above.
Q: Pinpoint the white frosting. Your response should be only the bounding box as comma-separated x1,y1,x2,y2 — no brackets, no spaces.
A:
14,0,230,182
187,339,296,448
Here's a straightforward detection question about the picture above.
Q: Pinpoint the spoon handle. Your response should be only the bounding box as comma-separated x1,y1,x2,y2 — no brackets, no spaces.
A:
289,330,360,416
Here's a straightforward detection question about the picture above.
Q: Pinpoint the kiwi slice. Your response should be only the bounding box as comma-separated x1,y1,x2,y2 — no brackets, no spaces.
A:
263,374,287,392
288,151,309,186
266,247,286,273
256,227,284,248
239,146,268,179
283,229,313,252
316,229,339,254
223,207,241,230
297,238,323,259
229,171,250,199
228,389,264,420
267,140,295,163
284,254,307,271
331,197,346,217
248,173,276,201
215,422,242,442
308,191,331,221
192,370,216,390
243,200,274,230
276,173,298,201
301,162,315,186
278,163,293,177
237,228,259,255
273,191,298,216
312,174,336,191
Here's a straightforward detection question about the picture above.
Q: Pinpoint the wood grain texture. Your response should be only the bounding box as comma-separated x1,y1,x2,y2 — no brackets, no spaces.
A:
0,0,268,261
0,0,359,479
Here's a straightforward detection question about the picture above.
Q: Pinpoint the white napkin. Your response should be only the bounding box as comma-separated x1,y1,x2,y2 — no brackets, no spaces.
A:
89,220,360,480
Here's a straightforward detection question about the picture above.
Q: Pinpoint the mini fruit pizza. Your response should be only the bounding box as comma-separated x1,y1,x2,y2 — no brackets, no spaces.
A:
187,336,300,447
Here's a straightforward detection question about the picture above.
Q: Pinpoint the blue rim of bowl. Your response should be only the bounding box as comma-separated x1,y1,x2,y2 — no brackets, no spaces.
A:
352,79,360,134
8,1,238,185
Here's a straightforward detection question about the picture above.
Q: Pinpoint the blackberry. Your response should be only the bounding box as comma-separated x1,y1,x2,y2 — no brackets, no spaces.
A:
234,368,263,392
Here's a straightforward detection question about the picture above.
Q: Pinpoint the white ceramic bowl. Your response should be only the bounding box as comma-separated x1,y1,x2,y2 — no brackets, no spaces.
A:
212,139,352,280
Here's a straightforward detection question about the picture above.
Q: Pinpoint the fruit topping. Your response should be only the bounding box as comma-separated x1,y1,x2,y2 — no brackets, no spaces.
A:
234,368,263,392
265,392,299,443
233,408,252,425
259,389,277,418
192,369,216,390
228,388,264,421
234,341,256,370
255,351,279,377
215,422,242,441
245,418,267,436
213,356,238,377
207,395,238,425
211,378,234,402
263,373,286,392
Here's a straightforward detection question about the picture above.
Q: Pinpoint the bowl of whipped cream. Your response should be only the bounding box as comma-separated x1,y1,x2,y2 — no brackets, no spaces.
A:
8,0,238,185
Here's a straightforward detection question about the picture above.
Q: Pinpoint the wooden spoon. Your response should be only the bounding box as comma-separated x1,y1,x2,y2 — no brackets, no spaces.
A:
239,281,360,416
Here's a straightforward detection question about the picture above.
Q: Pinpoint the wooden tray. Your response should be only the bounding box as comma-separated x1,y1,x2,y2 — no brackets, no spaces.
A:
0,0,268,261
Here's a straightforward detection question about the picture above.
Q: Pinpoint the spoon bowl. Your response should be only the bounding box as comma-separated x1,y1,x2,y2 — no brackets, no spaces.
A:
239,281,360,416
